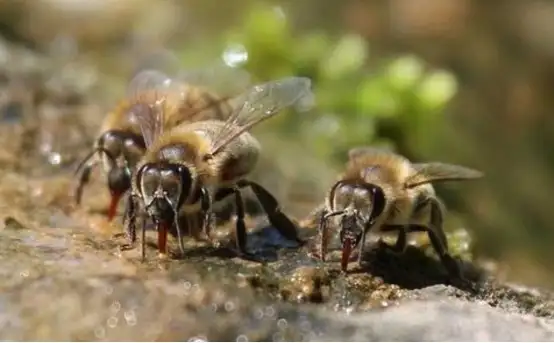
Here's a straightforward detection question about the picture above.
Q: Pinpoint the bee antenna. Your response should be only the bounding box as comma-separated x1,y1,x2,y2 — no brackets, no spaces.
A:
74,147,116,176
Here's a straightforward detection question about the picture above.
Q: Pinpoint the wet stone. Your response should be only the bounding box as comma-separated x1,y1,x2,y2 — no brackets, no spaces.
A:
0,33,552,341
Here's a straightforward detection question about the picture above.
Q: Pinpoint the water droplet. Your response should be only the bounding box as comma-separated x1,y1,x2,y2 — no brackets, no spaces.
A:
272,332,285,342
19,270,29,278
47,152,62,166
299,319,311,332
277,318,288,330
224,301,235,312
94,326,106,339
264,306,275,318
39,141,52,155
124,310,137,326
222,44,248,68
110,301,121,314
107,316,118,328
236,334,248,342
254,308,264,319
183,281,192,291
104,285,113,295
188,335,207,342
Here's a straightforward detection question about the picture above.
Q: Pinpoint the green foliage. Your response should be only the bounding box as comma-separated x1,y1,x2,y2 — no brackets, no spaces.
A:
179,2,460,165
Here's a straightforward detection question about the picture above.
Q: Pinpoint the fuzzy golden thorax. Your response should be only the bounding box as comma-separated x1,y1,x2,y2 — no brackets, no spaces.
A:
132,125,221,224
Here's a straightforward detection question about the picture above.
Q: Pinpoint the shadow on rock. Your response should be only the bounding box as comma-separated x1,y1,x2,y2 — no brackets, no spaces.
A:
356,244,489,293
173,223,306,264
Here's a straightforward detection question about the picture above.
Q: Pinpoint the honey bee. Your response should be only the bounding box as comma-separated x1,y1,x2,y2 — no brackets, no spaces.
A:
122,76,314,260
312,146,483,281
73,64,251,221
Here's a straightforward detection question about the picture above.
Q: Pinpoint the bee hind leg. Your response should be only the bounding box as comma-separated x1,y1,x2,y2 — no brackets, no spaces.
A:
228,186,263,262
237,180,305,246
420,197,474,290
377,224,409,254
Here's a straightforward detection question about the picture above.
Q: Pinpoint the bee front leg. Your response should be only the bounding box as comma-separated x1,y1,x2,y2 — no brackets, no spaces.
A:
120,192,138,252
355,222,371,267
229,186,261,261
237,180,305,246
307,209,329,261
74,160,97,205
172,210,186,256
200,187,215,242
377,224,408,254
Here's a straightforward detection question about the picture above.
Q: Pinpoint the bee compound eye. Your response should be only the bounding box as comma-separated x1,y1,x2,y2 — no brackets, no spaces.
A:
140,166,160,196
100,131,123,158
160,169,180,199
108,167,131,194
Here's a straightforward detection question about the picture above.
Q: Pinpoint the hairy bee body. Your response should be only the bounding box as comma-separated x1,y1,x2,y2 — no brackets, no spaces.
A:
123,76,313,260
74,73,244,221
334,151,437,230
135,119,261,216
313,146,483,286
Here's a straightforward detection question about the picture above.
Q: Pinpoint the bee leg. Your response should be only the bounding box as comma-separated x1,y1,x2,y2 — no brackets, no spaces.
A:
230,186,257,260
74,160,96,205
423,198,473,288
377,224,408,254
308,209,329,261
173,209,186,255
318,210,330,261
237,180,305,246
200,187,215,242
355,222,371,267
141,215,147,261
120,192,138,252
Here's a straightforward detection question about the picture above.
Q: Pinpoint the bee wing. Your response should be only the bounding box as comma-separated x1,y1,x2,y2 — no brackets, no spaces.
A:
126,69,177,148
174,63,252,97
209,76,313,156
405,162,484,189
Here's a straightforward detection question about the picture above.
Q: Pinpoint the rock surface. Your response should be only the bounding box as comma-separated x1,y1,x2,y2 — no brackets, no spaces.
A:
0,35,553,342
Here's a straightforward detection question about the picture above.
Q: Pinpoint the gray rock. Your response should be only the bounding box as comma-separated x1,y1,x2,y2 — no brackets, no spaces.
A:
311,299,554,341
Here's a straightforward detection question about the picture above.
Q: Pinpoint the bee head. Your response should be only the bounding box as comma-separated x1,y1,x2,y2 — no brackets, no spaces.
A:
331,181,386,270
136,162,195,224
77,130,145,220
97,130,145,193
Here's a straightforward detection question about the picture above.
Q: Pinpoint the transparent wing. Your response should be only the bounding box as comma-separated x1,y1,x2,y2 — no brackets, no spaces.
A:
174,63,252,97
126,69,176,148
405,162,484,189
209,76,313,156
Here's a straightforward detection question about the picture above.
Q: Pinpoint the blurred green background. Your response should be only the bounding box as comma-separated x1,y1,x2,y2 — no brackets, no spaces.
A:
1,0,553,288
